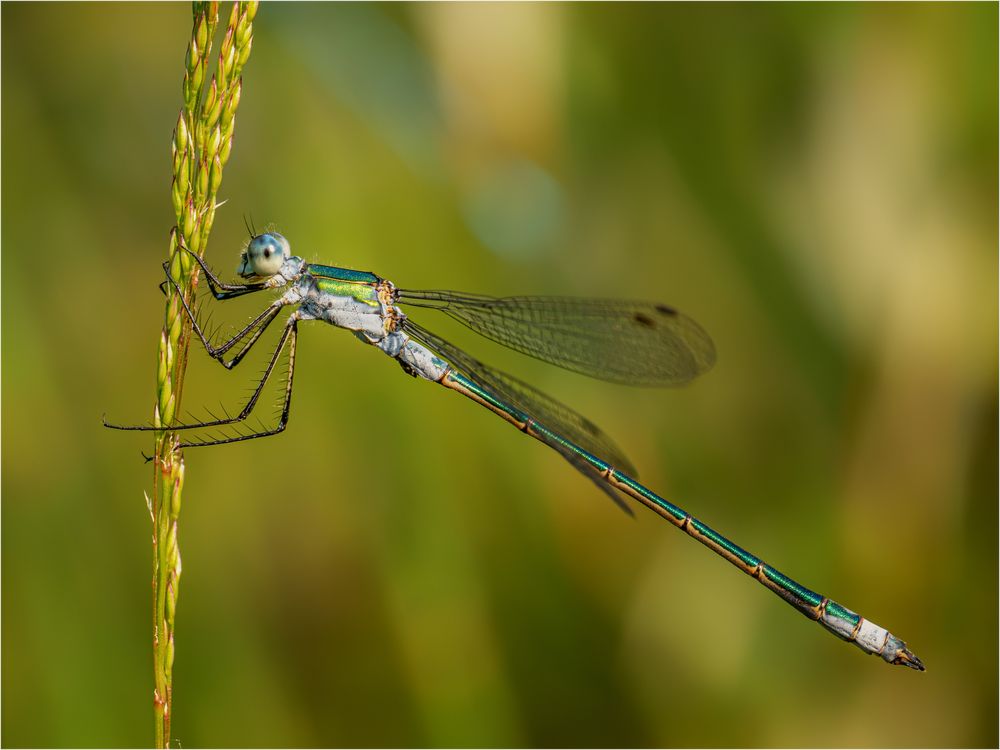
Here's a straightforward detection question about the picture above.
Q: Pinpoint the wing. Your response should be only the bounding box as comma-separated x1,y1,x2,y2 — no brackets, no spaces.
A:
402,319,638,516
395,290,715,386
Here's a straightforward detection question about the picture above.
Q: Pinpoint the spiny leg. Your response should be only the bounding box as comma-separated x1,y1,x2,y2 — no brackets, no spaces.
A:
178,317,300,448
104,314,300,439
175,241,270,300
213,306,284,369
103,259,291,435
162,258,287,368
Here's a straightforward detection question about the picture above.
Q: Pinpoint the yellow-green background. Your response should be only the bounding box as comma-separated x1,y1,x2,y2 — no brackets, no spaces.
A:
3,3,996,747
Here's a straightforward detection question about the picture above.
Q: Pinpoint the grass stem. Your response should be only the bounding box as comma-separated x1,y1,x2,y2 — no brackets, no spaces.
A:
150,3,256,746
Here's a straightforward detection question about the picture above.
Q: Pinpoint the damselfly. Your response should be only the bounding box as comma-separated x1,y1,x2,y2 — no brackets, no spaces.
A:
106,232,924,670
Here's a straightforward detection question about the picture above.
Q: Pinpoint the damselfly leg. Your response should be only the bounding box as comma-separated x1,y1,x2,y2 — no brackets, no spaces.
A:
178,244,270,300
170,316,299,448
104,251,301,447
169,273,285,367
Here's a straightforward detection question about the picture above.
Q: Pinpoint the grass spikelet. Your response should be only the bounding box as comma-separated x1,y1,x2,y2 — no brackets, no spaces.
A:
151,3,256,746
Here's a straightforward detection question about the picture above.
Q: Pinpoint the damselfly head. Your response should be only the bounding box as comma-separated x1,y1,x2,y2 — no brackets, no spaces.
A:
237,232,290,278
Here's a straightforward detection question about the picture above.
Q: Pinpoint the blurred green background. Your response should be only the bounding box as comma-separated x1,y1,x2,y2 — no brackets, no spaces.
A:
3,3,997,747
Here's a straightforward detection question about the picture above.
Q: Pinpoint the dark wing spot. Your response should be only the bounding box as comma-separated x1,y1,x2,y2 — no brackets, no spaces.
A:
634,313,656,328
655,304,677,316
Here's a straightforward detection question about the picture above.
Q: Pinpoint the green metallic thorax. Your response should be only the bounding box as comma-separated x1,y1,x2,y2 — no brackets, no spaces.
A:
306,263,382,307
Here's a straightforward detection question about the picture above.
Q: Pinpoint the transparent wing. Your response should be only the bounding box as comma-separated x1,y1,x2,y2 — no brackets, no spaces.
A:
403,319,637,516
396,290,716,386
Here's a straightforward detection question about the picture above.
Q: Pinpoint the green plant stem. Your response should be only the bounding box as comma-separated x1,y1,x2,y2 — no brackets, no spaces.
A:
150,3,256,746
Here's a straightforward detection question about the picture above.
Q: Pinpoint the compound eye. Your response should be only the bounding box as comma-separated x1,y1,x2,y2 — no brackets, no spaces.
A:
245,234,288,277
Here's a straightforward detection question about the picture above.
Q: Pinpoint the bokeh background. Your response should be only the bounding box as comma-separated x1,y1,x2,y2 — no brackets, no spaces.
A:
3,3,997,747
